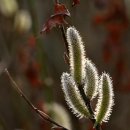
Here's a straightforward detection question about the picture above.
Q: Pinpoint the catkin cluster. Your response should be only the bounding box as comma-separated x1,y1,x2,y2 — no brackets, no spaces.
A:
61,27,114,127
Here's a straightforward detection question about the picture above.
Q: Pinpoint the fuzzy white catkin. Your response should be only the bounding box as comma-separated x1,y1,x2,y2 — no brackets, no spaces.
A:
84,59,99,100
61,72,90,118
14,10,32,33
43,102,72,130
94,73,114,126
66,27,86,85
0,0,18,17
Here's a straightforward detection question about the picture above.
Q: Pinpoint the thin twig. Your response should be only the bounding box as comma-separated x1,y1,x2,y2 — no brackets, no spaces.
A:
78,85,102,130
4,68,68,130
60,25,69,56
60,25,70,65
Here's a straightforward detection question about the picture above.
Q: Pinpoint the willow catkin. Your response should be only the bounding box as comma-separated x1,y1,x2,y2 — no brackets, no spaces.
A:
61,72,90,118
94,73,114,127
66,27,86,85
84,58,99,100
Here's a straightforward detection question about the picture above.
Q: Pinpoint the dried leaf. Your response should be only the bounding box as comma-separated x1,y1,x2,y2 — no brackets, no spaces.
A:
54,3,70,16
41,15,67,33
41,3,70,34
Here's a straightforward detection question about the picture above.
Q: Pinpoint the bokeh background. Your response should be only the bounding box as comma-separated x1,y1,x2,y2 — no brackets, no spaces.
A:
0,0,130,130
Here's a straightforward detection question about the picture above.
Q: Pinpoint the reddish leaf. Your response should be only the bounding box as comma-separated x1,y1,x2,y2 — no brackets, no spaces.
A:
41,15,68,33
41,3,70,34
54,3,70,16
72,0,80,6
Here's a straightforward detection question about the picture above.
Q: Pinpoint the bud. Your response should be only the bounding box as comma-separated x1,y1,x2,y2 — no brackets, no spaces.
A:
61,72,90,118
94,73,114,127
14,10,32,33
0,0,18,17
66,27,86,85
84,59,99,100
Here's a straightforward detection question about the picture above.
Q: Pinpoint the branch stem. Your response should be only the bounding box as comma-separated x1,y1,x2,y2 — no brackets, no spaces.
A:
78,85,102,130
60,25,69,56
4,68,67,130
60,25,70,65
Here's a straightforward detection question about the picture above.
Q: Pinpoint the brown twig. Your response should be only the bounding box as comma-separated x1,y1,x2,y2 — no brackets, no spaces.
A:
60,25,70,65
78,85,102,130
60,25,69,56
4,68,68,130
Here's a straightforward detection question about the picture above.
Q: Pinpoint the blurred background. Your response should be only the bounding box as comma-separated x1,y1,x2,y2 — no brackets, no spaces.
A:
0,0,130,130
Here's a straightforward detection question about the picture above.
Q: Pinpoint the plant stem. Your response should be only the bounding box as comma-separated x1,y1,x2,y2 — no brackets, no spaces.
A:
60,25,70,65
60,25,69,56
78,85,102,130
4,68,68,130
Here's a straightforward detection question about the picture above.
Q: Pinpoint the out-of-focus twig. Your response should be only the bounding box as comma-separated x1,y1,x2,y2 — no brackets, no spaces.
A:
4,68,68,130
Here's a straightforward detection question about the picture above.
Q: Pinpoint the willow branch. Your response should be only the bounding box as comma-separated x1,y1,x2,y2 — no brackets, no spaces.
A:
4,68,67,130
60,25,70,65
60,26,101,130
78,85,102,130
60,25,69,56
